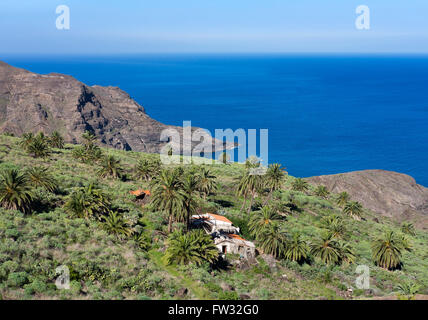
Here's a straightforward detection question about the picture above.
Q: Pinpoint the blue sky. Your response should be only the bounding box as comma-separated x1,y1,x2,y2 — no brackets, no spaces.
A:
1,0,428,54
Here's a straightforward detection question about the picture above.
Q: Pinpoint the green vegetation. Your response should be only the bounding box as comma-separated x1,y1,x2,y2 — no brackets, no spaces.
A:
98,155,124,179
0,168,34,213
0,132,427,300
371,231,411,270
164,230,218,266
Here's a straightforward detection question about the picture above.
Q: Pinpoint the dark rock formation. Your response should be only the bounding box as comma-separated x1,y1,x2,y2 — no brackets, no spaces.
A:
0,61,231,153
306,170,428,229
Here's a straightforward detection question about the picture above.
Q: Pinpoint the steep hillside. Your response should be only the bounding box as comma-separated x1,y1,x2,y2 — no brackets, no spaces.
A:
307,170,428,229
0,134,427,300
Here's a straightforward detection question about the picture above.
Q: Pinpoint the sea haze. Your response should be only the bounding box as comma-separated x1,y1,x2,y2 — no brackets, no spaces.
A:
3,54,428,186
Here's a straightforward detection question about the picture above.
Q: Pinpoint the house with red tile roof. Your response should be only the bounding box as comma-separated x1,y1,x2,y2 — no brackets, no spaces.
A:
191,213,256,259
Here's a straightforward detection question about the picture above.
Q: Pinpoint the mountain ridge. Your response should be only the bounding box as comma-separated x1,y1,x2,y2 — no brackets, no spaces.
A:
0,61,231,153
306,169,428,229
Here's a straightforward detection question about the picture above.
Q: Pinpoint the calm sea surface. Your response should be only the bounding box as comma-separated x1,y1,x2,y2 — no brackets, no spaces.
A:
3,55,428,186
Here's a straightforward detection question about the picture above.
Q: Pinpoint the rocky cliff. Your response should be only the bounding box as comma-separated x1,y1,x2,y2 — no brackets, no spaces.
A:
307,170,428,229
0,61,229,153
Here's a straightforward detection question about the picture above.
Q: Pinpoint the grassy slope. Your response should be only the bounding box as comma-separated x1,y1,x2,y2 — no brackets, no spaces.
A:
0,134,427,300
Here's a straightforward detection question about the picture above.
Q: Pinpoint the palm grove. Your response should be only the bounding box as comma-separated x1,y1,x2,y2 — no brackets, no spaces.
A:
0,131,417,275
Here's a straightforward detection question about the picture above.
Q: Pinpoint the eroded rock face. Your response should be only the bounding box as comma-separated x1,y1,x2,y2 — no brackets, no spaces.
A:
306,170,428,228
0,61,230,153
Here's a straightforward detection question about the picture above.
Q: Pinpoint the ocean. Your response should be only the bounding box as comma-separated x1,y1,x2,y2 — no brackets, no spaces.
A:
3,54,428,186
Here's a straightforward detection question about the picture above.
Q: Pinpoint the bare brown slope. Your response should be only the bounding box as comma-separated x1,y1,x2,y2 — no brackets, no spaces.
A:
306,170,428,229
0,61,230,153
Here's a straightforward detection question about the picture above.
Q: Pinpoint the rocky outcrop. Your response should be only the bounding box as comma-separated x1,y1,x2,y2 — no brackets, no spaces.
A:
0,61,231,153
306,170,428,229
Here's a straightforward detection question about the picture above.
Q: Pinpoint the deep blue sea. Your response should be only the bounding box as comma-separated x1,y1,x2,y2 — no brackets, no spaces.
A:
3,55,428,186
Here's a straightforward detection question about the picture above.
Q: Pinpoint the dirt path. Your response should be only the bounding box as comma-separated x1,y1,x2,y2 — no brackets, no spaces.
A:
148,250,215,300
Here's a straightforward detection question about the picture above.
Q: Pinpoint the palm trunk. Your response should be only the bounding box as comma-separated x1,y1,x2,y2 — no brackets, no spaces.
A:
263,188,273,206
168,214,173,233
240,193,247,212
247,191,256,214
185,203,190,232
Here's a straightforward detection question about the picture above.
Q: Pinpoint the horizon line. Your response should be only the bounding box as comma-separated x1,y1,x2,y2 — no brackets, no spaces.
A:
2,52,428,57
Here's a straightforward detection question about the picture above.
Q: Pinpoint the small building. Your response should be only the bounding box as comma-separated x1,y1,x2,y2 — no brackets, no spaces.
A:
191,213,256,259
130,189,151,204
191,213,238,234
214,233,256,259
130,189,150,197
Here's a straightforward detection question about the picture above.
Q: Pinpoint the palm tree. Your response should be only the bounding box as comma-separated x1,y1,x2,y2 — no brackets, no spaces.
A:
98,155,124,179
49,131,64,149
245,156,261,170
72,144,102,164
165,230,218,266
397,234,412,252
248,206,282,239
314,185,329,199
336,241,356,264
343,201,363,220
81,131,97,149
64,183,110,220
150,169,185,233
237,169,264,214
320,214,346,239
72,146,87,162
257,223,288,258
236,173,250,213
263,163,286,205
291,178,308,193
284,232,309,263
336,191,350,207
102,211,132,238
86,144,103,161
181,173,200,231
371,231,407,270
219,152,229,164
310,232,341,265
396,281,420,298
401,222,416,236
27,133,50,158
197,167,217,200
0,168,34,213
134,159,160,181
19,132,34,149
132,232,151,250
26,166,57,192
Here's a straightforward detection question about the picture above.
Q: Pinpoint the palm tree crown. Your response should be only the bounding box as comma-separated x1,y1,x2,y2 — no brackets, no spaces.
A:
371,231,411,270
263,163,286,204
150,169,186,233
343,201,363,220
134,158,161,181
49,131,65,149
98,155,124,179
26,166,57,192
248,206,282,240
284,232,309,263
197,167,217,200
165,230,218,266
310,232,342,265
0,168,34,213
257,223,288,258
102,211,132,238
336,191,350,207
291,178,309,193
401,222,416,236
27,132,50,158
314,185,330,199
64,183,110,220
